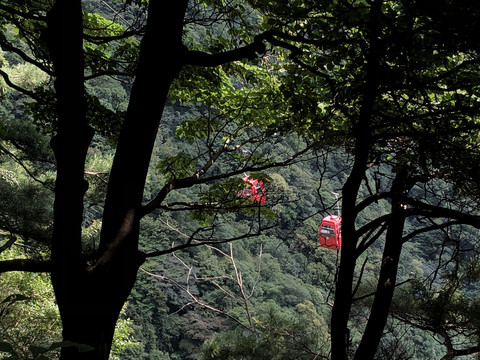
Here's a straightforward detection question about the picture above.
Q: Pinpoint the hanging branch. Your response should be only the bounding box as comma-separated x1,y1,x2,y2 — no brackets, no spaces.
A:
141,267,252,332
141,241,264,333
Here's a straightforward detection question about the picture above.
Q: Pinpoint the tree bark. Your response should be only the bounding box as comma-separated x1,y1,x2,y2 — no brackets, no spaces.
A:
45,0,95,357
49,1,189,359
330,2,384,359
330,172,364,360
353,169,410,360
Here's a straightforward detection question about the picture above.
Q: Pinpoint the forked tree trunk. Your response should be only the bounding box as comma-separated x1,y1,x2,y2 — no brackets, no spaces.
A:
330,2,383,359
48,1,188,359
55,262,141,360
353,170,410,360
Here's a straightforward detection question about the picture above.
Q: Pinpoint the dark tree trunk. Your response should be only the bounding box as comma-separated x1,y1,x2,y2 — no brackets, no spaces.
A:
46,0,94,357
48,1,188,359
330,2,384,359
353,170,410,360
330,171,364,360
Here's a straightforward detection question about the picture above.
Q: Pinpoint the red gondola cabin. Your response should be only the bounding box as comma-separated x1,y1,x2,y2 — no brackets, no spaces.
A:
238,174,266,205
319,215,342,250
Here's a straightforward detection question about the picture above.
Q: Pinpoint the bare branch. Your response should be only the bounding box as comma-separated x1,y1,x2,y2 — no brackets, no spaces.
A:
141,266,254,332
0,143,54,190
144,222,275,258
228,243,254,329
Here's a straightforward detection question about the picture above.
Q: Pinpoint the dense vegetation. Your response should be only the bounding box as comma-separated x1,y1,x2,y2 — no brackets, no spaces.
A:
2,1,480,359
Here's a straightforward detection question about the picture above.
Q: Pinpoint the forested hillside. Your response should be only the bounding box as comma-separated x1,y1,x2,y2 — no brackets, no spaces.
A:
117,104,449,360
2,1,480,360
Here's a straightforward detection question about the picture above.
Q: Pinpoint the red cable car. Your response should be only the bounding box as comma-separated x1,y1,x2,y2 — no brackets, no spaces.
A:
319,215,342,250
238,174,266,205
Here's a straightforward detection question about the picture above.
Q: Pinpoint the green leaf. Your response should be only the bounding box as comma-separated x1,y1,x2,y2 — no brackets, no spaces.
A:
156,153,197,181
176,117,221,141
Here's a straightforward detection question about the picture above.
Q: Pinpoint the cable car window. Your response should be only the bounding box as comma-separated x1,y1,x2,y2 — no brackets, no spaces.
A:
320,225,335,237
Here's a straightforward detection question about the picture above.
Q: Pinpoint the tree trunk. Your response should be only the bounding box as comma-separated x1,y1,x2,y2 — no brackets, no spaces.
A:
331,0,382,360
330,2,383,359
48,1,189,359
46,0,95,357
330,180,362,360
353,170,410,360
56,269,139,360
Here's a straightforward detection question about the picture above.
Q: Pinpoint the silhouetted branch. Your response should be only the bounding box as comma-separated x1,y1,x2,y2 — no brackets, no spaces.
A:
0,259,52,273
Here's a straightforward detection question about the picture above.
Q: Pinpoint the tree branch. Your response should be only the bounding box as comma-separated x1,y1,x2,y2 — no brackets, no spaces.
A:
0,4,47,20
141,266,254,333
144,221,275,259
140,141,317,218
0,235,17,254
0,68,42,100
183,32,270,67
404,197,480,228
0,259,52,273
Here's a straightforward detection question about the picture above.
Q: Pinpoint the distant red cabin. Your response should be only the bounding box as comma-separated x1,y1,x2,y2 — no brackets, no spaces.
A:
238,174,266,205
319,215,342,250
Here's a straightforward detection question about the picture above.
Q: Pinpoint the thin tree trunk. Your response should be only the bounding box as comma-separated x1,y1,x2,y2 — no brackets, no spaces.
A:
331,181,362,360
353,170,410,360
330,2,384,358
